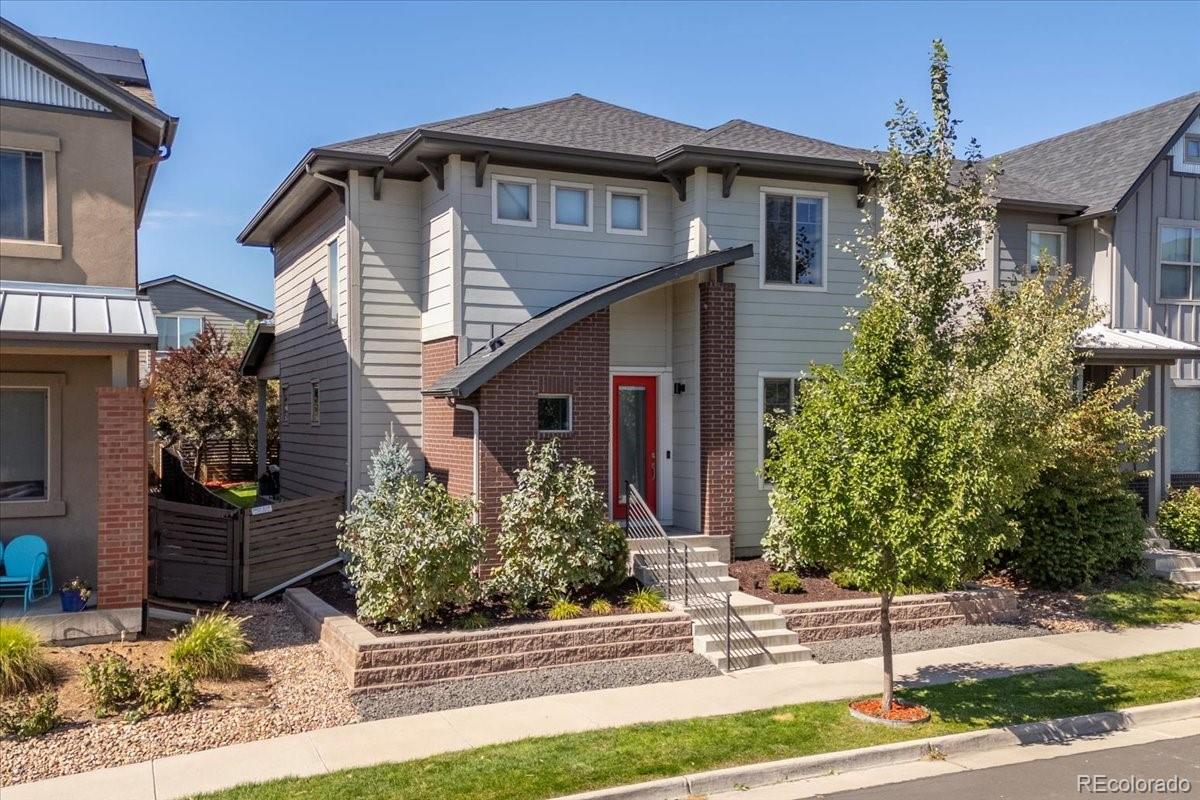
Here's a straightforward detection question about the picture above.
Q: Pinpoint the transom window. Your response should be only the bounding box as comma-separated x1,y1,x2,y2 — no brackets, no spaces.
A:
551,181,592,231
156,315,204,350
1027,228,1065,272
537,394,572,433
762,190,827,289
1170,386,1199,473
0,387,47,500
492,175,537,226
1159,222,1200,302
0,149,44,241
606,187,647,235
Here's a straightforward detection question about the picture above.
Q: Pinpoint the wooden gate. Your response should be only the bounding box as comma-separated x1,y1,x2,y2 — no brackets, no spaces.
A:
241,494,344,597
150,497,242,602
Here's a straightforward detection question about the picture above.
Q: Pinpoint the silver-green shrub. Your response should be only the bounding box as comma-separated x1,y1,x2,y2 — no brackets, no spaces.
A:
339,432,486,631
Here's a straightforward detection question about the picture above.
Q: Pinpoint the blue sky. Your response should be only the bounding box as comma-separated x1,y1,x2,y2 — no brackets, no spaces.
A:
4,1,1197,309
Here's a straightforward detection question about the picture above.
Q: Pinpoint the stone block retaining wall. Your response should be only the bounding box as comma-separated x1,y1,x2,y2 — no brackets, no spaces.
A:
285,588,694,691
779,589,1020,644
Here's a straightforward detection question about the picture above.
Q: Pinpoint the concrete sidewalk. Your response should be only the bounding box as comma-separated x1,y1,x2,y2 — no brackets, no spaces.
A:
8,623,1200,800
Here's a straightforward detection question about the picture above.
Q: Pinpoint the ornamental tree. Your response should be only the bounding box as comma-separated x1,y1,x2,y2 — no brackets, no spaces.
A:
150,321,257,479
762,41,1098,711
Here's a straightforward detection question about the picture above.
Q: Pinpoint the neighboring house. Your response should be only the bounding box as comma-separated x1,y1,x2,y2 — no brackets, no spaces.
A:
137,274,270,380
238,92,1198,559
0,17,176,637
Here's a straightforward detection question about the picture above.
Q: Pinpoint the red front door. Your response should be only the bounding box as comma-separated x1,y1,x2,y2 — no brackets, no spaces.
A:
612,375,656,519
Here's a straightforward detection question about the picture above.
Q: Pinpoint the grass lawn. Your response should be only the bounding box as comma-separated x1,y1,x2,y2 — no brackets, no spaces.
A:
194,648,1200,800
212,483,258,509
1086,578,1200,627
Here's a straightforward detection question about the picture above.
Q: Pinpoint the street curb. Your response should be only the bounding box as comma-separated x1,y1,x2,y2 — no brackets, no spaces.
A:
552,697,1200,800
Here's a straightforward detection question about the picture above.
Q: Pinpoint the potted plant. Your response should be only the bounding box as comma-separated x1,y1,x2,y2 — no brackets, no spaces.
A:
60,578,93,612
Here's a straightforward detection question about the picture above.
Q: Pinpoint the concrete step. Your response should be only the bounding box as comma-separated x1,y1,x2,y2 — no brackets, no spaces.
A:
1146,552,1200,571
651,575,740,595
1144,536,1172,549
633,545,720,560
692,611,792,635
1163,568,1200,585
708,643,813,670
694,629,798,653
634,559,729,581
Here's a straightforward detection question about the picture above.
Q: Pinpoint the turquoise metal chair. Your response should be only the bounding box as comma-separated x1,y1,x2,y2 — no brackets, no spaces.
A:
0,535,52,612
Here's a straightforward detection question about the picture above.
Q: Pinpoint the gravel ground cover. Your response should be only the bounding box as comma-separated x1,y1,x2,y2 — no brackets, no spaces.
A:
355,653,719,720
1,601,358,787
806,623,1051,664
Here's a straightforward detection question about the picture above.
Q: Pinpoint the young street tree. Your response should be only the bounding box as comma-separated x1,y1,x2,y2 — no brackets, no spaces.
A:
763,40,1097,712
150,321,257,479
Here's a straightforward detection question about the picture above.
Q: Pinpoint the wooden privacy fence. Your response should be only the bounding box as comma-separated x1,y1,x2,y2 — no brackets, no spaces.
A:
178,439,280,484
150,492,344,602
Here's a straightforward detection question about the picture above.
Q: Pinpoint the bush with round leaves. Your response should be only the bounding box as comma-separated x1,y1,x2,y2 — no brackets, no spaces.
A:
1158,487,1200,552
488,440,628,609
339,432,486,631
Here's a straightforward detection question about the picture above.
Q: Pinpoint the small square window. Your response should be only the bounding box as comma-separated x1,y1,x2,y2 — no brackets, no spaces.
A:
551,182,592,230
606,187,647,235
1185,135,1200,164
537,395,571,433
1028,229,1065,272
492,176,536,226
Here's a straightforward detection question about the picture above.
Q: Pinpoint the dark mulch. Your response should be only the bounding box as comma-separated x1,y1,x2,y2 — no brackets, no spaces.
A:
729,558,876,605
304,573,659,637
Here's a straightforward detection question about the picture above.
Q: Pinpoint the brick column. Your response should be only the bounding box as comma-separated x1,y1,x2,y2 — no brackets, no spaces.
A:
97,387,148,610
699,279,736,543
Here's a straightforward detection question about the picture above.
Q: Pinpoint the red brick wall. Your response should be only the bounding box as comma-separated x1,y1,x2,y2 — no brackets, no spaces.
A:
422,337,475,499
699,279,736,542
96,387,148,610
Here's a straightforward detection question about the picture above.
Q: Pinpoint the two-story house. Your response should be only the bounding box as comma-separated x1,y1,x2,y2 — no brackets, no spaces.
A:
0,17,176,638
238,92,1197,561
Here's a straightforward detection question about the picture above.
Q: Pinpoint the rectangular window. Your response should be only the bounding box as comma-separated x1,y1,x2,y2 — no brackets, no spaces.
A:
281,384,289,427
0,387,48,500
155,315,204,350
537,394,572,433
1171,387,1199,473
1159,222,1200,302
761,190,827,289
327,238,340,325
310,381,320,426
0,149,45,241
606,187,647,235
492,175,536,226
1027,229,1065,272
551,181,592,231
760,375,804,483
1185,134,1200,164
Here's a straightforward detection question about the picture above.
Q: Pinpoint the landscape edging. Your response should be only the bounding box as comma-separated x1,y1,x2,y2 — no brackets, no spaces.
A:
551,696,1200,800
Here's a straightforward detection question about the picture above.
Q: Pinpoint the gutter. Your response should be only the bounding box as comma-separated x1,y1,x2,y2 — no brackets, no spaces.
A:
453,400,481,521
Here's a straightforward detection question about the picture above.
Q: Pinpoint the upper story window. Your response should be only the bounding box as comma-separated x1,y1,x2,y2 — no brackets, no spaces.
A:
551,181,592,231
492,175,537,227
0,149,44,241
1027,226,1066,273
1185,134,1200,165
761,189,827,290
156,316,204,350
1159,222,1200,302
606,186,647,236
327,238,340,326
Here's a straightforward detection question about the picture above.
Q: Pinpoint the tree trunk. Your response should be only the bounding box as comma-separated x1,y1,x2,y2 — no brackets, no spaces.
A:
880,591,894,711
192,442,204,482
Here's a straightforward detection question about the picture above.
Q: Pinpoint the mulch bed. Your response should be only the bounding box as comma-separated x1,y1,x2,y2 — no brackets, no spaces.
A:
729,558,875,605
849,697,930,723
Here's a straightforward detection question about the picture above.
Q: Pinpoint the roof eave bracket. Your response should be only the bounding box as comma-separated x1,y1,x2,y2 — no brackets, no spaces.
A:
721,163,740,198
474,152,490,187
417,156,446,191
663,171,686,202
371,168,385,201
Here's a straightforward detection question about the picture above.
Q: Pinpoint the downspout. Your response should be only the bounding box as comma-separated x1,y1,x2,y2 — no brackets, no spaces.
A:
452,399,481,523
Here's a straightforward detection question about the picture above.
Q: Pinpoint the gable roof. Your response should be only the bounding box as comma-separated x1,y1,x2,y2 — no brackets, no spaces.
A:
998,92,1200,217
424,244,751,398
139,274,272,317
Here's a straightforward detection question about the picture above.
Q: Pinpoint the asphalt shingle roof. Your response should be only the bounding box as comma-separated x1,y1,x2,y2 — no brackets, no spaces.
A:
997,92,1200,215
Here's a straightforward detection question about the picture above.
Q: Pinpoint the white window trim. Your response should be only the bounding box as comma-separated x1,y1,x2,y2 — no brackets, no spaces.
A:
327,237,340,326
1156,218,1200,305
491,174,538,227
309,381,320,427
757,372,801,490
758,187,830,292
0,131,61,260
1184,134,1200,165
605,186,649,236
550,180,593,232
1026,224,1067,271
536,393,573,433
156,314,205,351
0,373,65,518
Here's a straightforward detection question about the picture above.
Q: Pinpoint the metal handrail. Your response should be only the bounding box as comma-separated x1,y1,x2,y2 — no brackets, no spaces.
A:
623,483,772,670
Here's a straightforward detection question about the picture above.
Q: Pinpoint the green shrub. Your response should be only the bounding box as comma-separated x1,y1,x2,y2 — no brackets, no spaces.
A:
625,588,665,614
453,611,492,631
547,599,583,621
0,621,53,697
139,667,197,714
0,692,62,738
588,598,614,616
340,432,486,631
489,440,629,609
767,571,803,594
168,611,249,679
1158,488,1200,551
83,654,142,717
1003,374,1156,589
